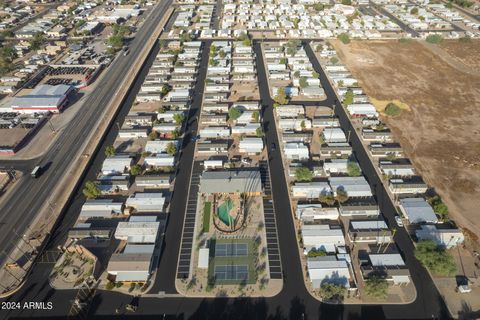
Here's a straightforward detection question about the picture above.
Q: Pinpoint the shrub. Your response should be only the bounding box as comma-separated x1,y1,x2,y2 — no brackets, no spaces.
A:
337,33,350,44
426,34,443,44
319,283,346,302
347,162,361,176
415,240,457,276
384,103,402,117
295,167,313,182
365,276,388,299
105,281,115,290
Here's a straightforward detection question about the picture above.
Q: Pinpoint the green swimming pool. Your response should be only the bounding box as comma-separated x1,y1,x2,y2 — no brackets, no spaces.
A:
217,198,234,226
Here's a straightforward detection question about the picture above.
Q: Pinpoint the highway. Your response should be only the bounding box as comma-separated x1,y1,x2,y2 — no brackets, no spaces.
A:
0,35,453,319
0,0,173,269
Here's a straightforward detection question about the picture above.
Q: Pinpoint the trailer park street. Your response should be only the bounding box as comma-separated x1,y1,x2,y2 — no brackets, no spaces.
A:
0,0,479,318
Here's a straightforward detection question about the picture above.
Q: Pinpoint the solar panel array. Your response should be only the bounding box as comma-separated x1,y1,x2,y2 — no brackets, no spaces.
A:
215,242,248,257
214,265,248,280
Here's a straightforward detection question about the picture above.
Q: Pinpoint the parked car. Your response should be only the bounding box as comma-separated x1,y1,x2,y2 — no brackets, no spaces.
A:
395,216,404,227
271,142,276,151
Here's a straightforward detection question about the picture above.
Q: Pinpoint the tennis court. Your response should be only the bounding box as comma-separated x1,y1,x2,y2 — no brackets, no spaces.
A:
215,242,248,257
214,265,249,281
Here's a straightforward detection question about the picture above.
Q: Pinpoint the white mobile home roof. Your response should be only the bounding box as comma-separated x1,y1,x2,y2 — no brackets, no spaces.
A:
369,253,406,267
399,198,438,224
302,225,345,251
347,104,378,118
323,127,347,143
329,176,373,197
125,193,165,212
292,182,331,198
307,256,350,288
144,155,175,167
114,221,160,243
101,156,133,175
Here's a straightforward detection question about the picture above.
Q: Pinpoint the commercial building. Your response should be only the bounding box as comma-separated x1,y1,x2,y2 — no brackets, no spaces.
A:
199,169,262,195
10,84,73,113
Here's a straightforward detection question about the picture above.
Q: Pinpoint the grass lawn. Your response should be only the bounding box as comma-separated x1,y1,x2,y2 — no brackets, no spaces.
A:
203,202,211,233
208,237,257,285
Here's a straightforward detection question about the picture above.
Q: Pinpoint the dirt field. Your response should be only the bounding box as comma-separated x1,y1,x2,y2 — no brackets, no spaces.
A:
330,39,480,245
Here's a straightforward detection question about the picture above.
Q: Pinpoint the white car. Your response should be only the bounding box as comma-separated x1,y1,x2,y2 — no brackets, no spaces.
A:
395,216,404,227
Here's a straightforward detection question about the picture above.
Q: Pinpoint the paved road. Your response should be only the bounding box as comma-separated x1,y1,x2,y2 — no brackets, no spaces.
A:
0,0,173,268
0,38,453,319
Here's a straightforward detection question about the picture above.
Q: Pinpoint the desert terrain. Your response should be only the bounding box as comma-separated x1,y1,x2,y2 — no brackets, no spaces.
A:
330,39,480,246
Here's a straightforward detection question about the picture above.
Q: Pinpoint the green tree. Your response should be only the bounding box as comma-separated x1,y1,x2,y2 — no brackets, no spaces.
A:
255,127,264,137
130,164,142,176
173,113,185,125
148,131,159,140
228,106,242,120
75,19,86,29
252,111,260,122
427,196,449,221
0,45,17,76
295,167,313,182
314,3,326,11
105,145,116,157
415,240,457,276
166,142,177,155
384,103,402,117
161,84,172,95
157,106,166,113
29,32,46,50
218,50,225,58
274,87,289,105
319,283,346,302
335,188,349,203
410,7,419,14
279,57,287,65
337,33,350,44
1,30,14,38
171,129,180,139
330,57,338,64
179,32,193,43
243,38,252,46
299,77,308,88
365,276,388,299
307,247,327,257
83,181,101,199
343,89,354,105
347,161,361,176
319,193,335,206
294,70,300,78
341,0,352,4
312,71,320,79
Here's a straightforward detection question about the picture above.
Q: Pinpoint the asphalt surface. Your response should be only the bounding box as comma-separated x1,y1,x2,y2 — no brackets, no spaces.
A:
0,0,173,269
0,36,453,319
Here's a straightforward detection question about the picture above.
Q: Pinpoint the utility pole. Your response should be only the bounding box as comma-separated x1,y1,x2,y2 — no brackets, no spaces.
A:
47,118,56,134
13,229,36,252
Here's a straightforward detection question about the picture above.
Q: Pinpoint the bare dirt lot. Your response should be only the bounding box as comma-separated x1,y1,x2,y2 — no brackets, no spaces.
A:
330,39,480,244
